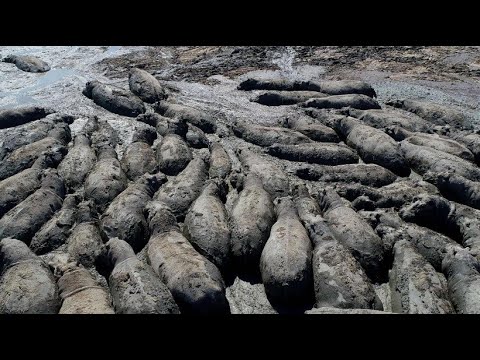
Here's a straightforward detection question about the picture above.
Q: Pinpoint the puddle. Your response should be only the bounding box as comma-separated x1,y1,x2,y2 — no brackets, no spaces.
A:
32,68,79,89
0,68,81,109
105,46,122,54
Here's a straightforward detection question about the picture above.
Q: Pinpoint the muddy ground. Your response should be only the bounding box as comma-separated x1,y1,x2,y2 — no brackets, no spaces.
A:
1,46,479,314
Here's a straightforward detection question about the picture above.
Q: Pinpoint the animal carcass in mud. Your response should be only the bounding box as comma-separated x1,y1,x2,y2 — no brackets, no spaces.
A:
154,157,208,220
101,173,166,253
0,106,54,129
334,116,410,176
129,68,167,103
302,94,381,110
294,184,382,310
146,201,230,314
230,174,275,275
0,170,65,244
106,238,180,314
121,127,158,181
387,99,472,130
296,163,397,187
83,80,145,117
0,238,60,314
267,142,359,166
3,55,51,73
260,197,313,307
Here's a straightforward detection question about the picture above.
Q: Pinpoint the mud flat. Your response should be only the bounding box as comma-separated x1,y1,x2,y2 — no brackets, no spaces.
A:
1,45,480,314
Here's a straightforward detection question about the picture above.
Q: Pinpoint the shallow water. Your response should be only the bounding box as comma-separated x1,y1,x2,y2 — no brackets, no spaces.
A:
0,68,81,108
105,46,122,55
0,46,140,110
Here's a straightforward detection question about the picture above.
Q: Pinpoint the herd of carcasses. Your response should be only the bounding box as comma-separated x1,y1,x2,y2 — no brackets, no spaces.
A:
0,54,480,314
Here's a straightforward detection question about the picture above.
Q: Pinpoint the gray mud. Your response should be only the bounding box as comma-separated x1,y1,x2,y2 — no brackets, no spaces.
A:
1,46,480,314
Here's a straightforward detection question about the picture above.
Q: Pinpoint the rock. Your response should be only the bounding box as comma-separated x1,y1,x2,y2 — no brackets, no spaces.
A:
226,277,277,314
